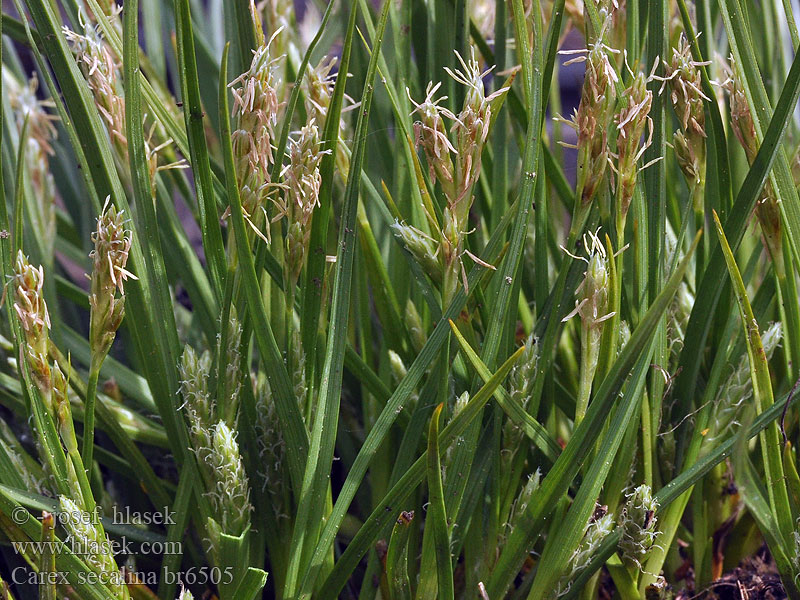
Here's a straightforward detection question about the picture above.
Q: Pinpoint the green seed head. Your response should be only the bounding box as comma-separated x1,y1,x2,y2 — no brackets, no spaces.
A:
208,422,252,536
619,484,660,567
391,220,443,284
58,496,122,592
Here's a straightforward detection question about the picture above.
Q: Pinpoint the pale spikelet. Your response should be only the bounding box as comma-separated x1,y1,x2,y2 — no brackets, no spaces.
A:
63,12,126,154
405,299,427,352
389,349,420,411
723,58,783,272
254,376,288,520
470,0,495,41
229,32,285,219
177,587,195,600
666,282,693,362
279,121,330,285
562,230,614,423
58,496,123,593
443,391,470,485
614,72,653,220
217,313,243,425
665,35,708,139
3,69,58,155
207,422,252,536
562,230,613,331
302,56,346,132
446,48,509,217
505,471,541,540
179,346,216,467
708,322,782,443
664,35,709,189
52,364,79,457
723,57,758,163
619,484,660,568
503,334,539,452
259,0,294,58
391,220,443,284
89,199,137,362
12,251,52,399
553,509,615,598
408,81,457,195
556,37,618,205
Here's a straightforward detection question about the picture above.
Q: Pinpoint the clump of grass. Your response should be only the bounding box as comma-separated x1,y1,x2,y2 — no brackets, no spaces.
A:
0,0,800,598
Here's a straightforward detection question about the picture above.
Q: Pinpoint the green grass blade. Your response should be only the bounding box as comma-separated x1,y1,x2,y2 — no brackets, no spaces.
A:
284,2,392,595
316,346,524,598
712,210,793,544
426,403,454,600
173,0,227,299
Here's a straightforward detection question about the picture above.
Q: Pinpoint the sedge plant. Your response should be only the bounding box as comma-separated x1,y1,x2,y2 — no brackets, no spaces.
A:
1,0,800,598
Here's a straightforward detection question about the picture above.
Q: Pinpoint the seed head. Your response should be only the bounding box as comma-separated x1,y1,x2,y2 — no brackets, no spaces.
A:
279,121,329,285
89,199,136,361
230,32,285,218
179,346,216,471
562,230,614,331
391,220,443,284
447,48,509,218
4,69,58,156
58,496,123,593
664,36,709,188
408,81,457,195
723,58,758,164
64,12,126,154
207,422,252,536
554,509,615,597
504,334,539,454
614,72,653,219
12,251,51,397
710,322,782,443
506,471,541,539
619,484,660,567
558,40,618,205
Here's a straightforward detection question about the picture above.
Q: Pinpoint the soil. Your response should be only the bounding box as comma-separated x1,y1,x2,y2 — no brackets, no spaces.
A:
676,547,787,600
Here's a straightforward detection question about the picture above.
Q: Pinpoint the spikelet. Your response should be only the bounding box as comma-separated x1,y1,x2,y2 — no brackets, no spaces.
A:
503,334,539,455
229,31,285,224
254,376,288,521
506,470,541,540
58,496,124,595
556,34,618,207
723,57,783,275
206,422,252,536
614,72,652,224
179,346,216,481
562,230,614,424
552,508,615,598
708,322,782,443
665,35,708,191
279,121,330,286
619,484,660,568
12,251,52,401
216,312,243,425
391,220,443,285
63,12,127,156
89,199,137,363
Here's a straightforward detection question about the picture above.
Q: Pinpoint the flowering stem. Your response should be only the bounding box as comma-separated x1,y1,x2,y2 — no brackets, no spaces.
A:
82,363,101,473
575,328,600,427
